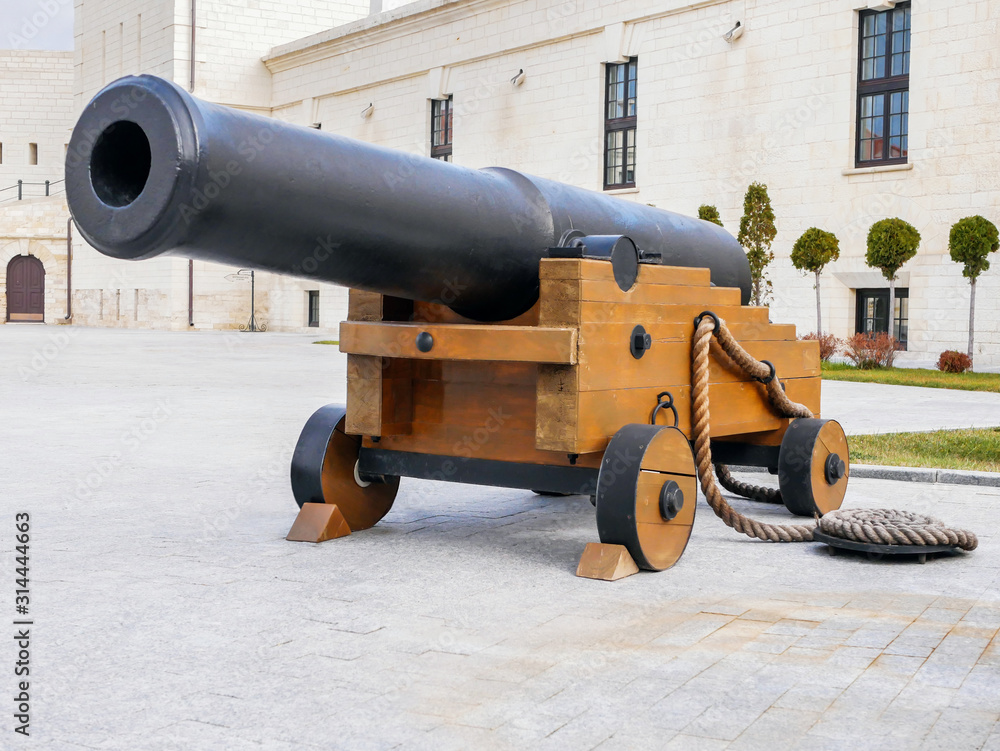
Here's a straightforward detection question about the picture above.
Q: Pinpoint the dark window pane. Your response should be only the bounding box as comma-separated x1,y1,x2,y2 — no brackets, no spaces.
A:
624,128,636,183
605,58,637,188
431,97,453,160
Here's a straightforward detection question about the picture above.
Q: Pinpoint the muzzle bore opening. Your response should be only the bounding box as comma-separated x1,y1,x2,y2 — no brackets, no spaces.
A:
89,120,152,208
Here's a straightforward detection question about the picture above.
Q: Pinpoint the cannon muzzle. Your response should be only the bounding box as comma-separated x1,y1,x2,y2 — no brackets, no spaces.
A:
66,75,751,321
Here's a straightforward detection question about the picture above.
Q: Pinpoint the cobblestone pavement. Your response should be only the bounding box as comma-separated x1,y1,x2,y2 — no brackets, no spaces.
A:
2,326,998,750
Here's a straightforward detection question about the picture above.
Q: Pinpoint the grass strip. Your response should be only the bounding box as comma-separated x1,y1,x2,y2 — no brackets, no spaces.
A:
848,428,1000,473
313,340,339,345
822,362,1000,393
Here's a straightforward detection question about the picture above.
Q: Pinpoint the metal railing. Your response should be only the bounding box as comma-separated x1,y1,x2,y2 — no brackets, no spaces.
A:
0,179,65,204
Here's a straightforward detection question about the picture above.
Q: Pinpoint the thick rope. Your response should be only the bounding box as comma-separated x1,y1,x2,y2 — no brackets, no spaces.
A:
708,323,807,505
713,323,813,419
819,509,977,550
714,463,783,504
691,318,816,542
691,316,977,551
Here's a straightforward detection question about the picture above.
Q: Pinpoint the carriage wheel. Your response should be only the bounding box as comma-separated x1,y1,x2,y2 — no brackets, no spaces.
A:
595,424,697,571
290,404,399,531
778,418,849,518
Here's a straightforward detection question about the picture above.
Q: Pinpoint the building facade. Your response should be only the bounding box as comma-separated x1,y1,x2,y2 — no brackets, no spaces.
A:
3,0,999,366
0,50,73,324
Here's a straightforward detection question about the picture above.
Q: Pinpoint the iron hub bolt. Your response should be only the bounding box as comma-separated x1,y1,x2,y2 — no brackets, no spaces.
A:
659,480,685,521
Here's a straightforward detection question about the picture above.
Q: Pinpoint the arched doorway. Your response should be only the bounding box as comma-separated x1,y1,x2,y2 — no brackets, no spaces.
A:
6,255,45,322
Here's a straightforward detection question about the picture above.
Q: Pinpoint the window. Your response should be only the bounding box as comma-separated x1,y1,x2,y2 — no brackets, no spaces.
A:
856,3,910,166
29,143,38,165
856,288,908,349
604,58,637,189
431,97,452,161
307,290,320,327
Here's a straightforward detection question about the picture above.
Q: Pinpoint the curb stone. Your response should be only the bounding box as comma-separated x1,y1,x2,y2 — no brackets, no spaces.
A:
729,464,1000,488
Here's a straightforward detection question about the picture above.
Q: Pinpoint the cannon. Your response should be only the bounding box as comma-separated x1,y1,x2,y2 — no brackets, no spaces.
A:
67,75,849,577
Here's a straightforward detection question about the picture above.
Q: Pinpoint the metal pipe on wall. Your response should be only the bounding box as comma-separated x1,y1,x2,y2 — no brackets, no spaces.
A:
64,218,72,320
189,0,196,92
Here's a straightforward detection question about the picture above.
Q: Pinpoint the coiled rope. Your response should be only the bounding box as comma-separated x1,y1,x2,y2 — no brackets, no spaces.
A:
714,463,782,505
690,315,977,551
819,508,977,550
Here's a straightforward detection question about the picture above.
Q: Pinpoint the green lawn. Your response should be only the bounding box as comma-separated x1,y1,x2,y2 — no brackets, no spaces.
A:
849,428,1000,473
313,340,339,345
822,362,1000,393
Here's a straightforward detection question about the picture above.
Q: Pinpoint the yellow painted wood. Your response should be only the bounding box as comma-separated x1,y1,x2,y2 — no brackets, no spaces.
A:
286,503,352,543
575,543,640,581
537,377,820,454
540,258,712,288
340,322,578,364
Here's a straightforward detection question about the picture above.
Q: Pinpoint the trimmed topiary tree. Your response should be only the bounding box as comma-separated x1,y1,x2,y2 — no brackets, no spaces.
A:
949,215,999,368
790,227,840,334
698,204,723,227
865,218,920,340
737,183,776,306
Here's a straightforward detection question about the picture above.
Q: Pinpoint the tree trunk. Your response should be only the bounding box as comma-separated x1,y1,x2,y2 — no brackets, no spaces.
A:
815,270,822,334
888,276,896,341
969,276,976,369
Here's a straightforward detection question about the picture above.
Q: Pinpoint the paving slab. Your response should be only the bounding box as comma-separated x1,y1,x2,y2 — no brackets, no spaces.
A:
1,326,998,750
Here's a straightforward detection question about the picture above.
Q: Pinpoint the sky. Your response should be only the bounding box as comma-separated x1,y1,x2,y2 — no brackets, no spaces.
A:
0,0,75,51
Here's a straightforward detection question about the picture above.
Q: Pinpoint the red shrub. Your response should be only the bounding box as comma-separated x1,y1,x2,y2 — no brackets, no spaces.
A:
843,332,900,369
799,332,840,361
937,350,972,373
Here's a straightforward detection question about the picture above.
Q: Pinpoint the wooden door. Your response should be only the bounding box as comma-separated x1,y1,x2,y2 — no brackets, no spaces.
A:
6,255,45,322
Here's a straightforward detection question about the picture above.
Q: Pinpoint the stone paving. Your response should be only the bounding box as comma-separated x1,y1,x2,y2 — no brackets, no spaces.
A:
2,326,998,750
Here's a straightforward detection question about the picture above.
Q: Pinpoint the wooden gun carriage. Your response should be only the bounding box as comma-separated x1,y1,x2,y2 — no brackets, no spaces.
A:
66,75,849,575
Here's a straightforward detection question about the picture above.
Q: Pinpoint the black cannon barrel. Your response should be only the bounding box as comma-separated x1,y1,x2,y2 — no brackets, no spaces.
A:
66,75,751,321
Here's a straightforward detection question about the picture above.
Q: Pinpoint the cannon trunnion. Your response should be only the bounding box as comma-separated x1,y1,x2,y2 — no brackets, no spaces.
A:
66,75,848,576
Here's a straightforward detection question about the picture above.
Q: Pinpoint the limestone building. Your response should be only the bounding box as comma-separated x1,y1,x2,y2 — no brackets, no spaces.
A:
2,0,999,367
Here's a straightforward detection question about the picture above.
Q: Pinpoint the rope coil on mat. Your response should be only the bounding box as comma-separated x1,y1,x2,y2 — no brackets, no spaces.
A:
690,315,977,551
819,508,978,550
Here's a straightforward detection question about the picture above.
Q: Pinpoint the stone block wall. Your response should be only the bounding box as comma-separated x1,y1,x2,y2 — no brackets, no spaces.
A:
0,51,74,196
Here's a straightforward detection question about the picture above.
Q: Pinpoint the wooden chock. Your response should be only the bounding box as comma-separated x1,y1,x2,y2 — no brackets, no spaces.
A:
286,503,352,543
575,542,640,581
